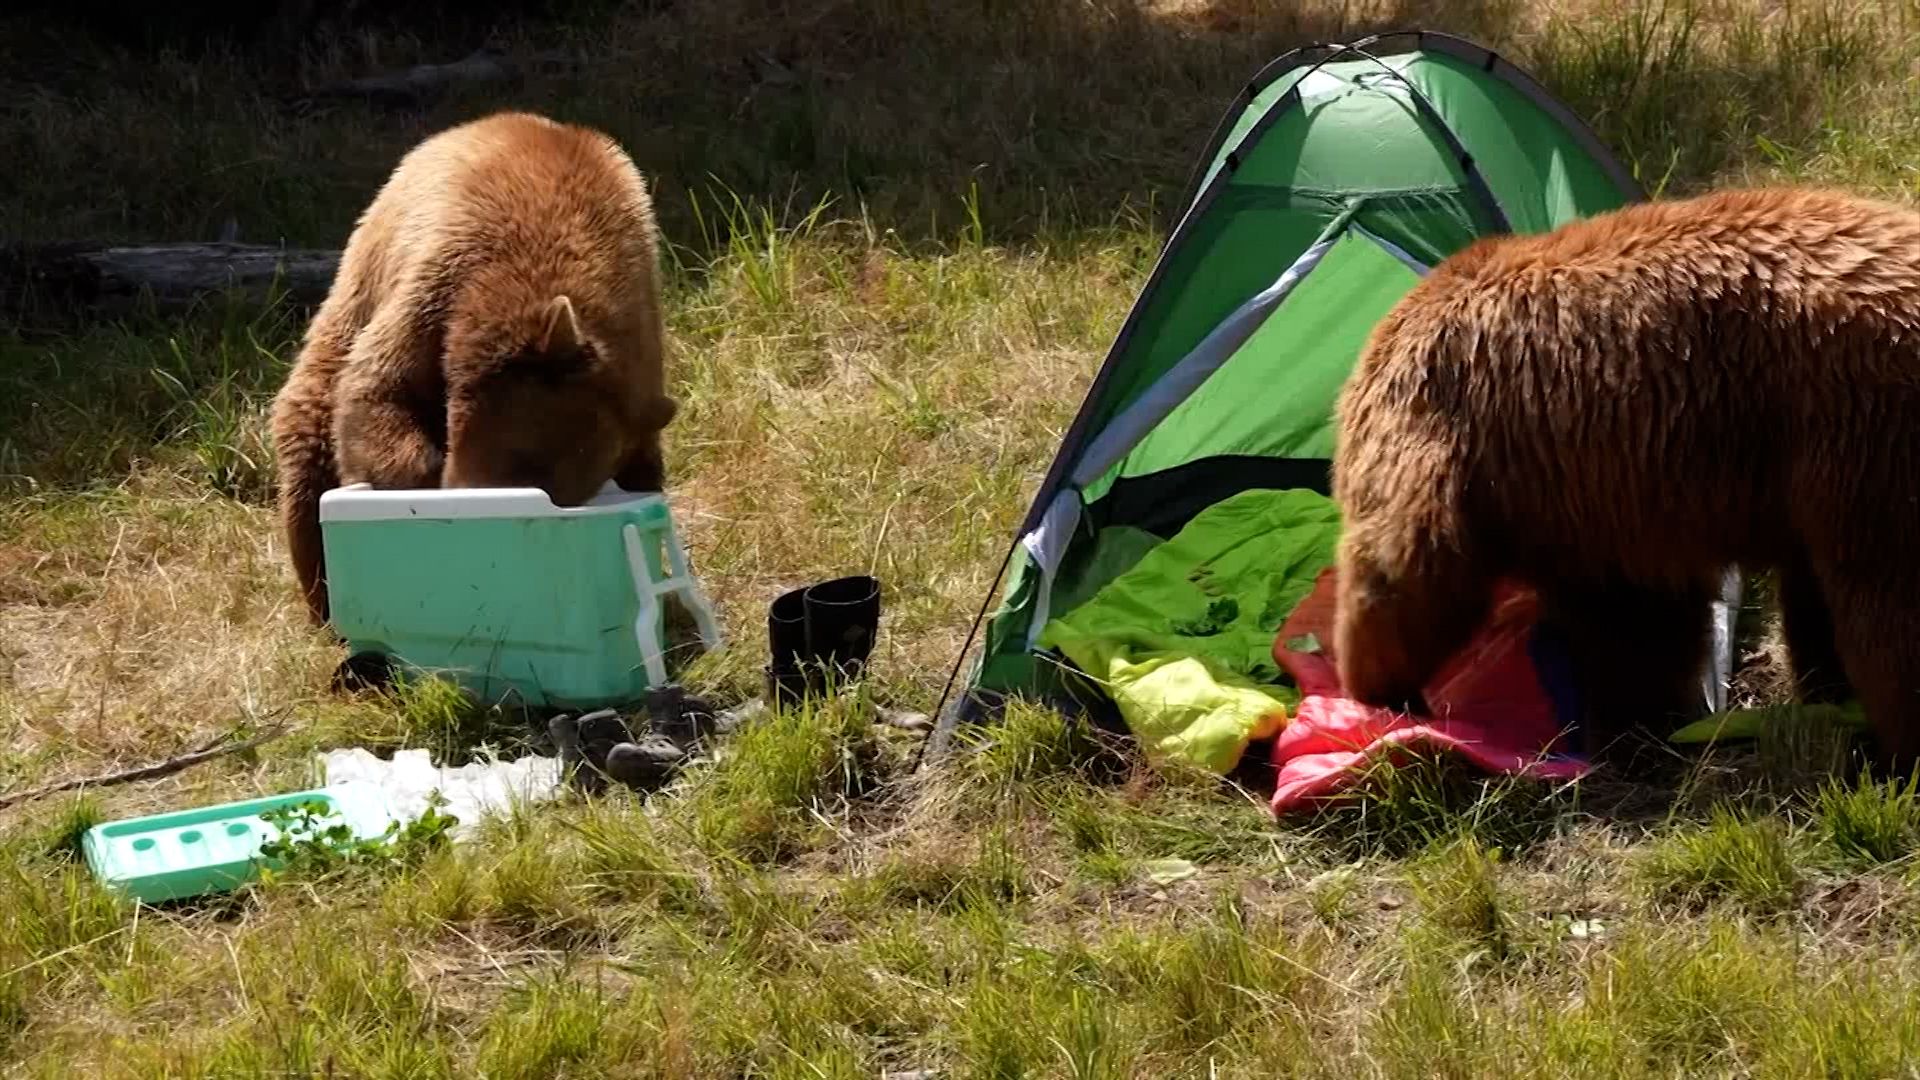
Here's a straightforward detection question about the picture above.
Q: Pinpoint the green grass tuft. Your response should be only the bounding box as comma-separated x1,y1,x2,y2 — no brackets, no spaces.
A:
1812,768,1920,870
676,695,883,863
1408,835,1515,961
472,978,637,1078
1299,749,1569,860
1637,804,1806,914
849,825,1031,914
1048,779,1287,871
952,700,1120,799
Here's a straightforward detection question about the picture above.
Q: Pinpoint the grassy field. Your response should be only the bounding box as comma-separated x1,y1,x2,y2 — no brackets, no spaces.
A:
5,0,1920,1074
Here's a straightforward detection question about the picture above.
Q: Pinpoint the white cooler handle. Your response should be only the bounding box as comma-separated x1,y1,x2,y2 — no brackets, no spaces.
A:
622,520,723,686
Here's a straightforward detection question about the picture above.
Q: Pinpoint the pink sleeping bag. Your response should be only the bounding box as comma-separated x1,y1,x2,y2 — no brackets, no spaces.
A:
1268,567,1590,814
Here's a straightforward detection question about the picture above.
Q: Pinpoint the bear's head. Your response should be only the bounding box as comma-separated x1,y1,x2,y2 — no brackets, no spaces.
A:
442,294,671,506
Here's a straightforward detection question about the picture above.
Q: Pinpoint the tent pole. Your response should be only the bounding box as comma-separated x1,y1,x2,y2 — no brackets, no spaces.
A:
1336,42,1513,233
915,534,1021,771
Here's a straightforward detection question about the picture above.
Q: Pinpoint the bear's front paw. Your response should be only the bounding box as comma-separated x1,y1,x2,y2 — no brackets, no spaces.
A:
342,441,444,490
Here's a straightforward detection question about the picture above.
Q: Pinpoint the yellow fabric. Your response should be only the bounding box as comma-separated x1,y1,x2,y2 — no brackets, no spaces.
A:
1072,646,1296,773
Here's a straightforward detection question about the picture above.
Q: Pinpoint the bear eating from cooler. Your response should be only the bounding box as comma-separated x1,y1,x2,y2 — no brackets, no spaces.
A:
269,111,676,625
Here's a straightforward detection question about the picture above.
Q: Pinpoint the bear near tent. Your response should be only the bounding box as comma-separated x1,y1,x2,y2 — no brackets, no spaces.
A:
929,30,1743,769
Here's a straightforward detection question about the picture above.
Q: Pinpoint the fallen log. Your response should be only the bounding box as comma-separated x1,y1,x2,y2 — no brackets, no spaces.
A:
0,241,340,319
293,48,523,111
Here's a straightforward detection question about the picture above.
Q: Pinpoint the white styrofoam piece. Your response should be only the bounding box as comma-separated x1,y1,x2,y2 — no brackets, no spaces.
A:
318,747,564,842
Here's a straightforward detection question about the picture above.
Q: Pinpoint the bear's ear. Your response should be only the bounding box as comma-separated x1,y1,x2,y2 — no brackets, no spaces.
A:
540,295,585,355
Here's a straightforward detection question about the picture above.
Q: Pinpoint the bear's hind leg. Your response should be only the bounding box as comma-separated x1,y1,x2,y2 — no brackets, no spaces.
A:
1778,548,1855,705
269,349,344,627
1820,571,1920,776
1544,577,1714,768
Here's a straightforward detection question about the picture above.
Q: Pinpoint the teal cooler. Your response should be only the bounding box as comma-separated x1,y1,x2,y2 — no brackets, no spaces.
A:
317,481,722,709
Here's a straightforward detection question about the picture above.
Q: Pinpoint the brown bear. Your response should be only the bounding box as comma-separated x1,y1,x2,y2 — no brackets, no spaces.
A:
1330,186,1920,772
269,110,676,626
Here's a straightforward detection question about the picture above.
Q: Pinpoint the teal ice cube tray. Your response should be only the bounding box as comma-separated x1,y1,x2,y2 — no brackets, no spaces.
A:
82,786,395,904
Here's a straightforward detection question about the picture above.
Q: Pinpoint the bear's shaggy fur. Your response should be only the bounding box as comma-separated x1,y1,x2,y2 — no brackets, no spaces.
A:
269,111,676,625
1330,186,1920,770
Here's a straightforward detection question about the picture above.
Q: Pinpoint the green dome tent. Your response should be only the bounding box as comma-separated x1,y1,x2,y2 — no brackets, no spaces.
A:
931,30,1741,755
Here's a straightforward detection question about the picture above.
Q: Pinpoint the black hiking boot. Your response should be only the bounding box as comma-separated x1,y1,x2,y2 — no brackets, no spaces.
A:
550,708,640,794
644,684,719,752
761,575,884,709
802,574,880,690
765,585,813,709
604,735,687,791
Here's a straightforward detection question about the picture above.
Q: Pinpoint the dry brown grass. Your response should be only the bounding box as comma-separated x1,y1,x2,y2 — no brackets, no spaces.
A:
4,0,1920,1073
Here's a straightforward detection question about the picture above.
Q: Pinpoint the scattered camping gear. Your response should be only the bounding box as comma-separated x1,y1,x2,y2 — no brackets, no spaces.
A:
1266,568,1589,813
1035,487,1338,773
85,693,749,902
929,29,1743,772
318,480,722,710
83,785,406,904
548,687,722,794
765,575,883,706
85,693,747,903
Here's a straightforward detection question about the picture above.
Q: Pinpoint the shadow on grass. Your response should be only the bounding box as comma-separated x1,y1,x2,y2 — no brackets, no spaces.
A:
4,1,1523,251
4,0,1892,253
0,0,1895,499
